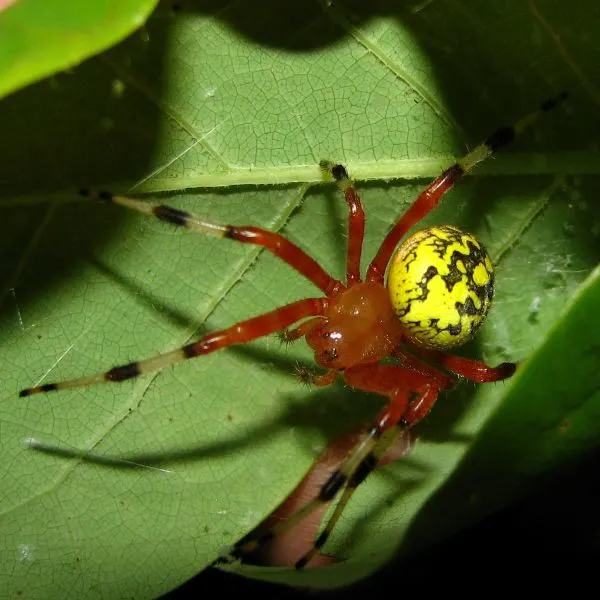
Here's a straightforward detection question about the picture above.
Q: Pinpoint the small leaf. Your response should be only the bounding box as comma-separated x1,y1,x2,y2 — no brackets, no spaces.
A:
0,0,159,99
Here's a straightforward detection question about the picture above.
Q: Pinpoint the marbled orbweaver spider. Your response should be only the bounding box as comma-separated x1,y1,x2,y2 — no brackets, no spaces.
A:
20,93,567,570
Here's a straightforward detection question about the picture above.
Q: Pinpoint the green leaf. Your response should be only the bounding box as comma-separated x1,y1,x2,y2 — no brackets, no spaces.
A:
0,0,159,99
401,265,600,555
1,0,599,597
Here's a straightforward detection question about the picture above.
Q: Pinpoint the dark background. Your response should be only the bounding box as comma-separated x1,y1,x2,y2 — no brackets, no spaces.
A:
165,444,600,597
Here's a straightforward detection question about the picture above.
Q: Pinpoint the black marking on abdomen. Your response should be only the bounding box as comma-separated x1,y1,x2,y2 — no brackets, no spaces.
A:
415,265,438,300
456,296,478,317
441,264,463,291
447,322,462,337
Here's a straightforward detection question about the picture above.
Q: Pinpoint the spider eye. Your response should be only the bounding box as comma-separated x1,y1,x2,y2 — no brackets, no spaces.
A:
387,225,494,350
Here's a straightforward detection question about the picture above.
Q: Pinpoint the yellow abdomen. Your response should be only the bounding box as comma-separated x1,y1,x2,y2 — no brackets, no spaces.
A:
387,225,494,349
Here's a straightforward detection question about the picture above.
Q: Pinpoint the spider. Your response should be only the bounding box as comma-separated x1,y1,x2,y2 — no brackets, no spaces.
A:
20,92,567,570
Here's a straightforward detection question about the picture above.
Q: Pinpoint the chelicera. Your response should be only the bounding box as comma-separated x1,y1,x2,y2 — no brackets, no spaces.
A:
20,93,566,569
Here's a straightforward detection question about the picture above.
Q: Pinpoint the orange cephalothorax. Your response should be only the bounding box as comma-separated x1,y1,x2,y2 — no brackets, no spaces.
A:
305,282,404,369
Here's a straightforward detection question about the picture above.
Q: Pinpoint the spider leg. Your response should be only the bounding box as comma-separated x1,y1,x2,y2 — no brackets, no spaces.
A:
412,347,517,383
79,190,344,297
307,369,338,387
227,363,447,569
392,347,456,387
294,366,338,387
226,421,406,568
242,429,414,568
19,298,328,397
320,161,365,285
294,425,407,568
281,317,324,343
293,362,456,568
367,92,568,283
